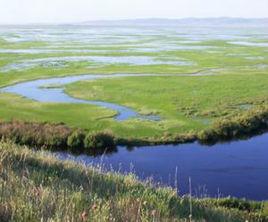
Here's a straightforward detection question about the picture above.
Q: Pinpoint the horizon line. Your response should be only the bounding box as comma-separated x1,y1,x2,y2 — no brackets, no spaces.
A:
0,16,268,26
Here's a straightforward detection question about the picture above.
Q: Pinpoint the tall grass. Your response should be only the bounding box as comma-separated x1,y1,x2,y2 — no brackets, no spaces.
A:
198,105,268,144
0,120,116,154
0,141,267,221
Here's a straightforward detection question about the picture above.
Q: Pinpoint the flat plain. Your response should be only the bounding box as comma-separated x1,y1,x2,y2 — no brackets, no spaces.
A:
0,22,267,140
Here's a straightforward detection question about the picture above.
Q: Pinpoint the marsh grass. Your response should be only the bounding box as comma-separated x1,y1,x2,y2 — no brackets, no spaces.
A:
0,121,116,154
0,141,267,222
0,34,267,142
198,105,268,144
1,104,268,152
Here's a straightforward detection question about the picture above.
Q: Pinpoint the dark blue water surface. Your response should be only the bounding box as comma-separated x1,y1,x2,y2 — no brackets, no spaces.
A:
56,133,268,201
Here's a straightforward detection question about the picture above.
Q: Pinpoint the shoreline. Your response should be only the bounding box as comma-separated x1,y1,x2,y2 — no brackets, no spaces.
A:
0,140,267,221
0,105,268,154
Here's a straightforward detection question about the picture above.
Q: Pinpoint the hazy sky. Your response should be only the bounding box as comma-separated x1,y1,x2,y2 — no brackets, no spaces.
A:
0,0,267,24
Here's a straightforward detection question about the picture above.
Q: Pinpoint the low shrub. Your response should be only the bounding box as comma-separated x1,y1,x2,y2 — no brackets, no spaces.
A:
198,106,268,144
0,121,116,154
84,131,116,151
1,105,268,155
215,197,263,212
67,129,85,153
0,120,71,149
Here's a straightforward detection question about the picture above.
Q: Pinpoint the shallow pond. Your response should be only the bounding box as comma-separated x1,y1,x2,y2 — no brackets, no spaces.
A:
55,132,268,201
229,41,268,47
0,56,191,72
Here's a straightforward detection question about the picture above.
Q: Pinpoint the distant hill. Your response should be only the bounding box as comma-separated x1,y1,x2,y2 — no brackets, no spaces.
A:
78,17,268,27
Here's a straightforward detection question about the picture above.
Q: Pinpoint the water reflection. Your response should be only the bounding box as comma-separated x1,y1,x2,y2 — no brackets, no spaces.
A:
55,133,268,200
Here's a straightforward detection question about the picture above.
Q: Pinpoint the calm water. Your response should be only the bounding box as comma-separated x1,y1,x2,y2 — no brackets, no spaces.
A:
1,21,268,73
0,56,192,73
1,74,162,121
55,133,268,201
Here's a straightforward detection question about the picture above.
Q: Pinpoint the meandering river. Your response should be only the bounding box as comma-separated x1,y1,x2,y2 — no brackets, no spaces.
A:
1,74,163,121
1,73,268,200
1,72,209,120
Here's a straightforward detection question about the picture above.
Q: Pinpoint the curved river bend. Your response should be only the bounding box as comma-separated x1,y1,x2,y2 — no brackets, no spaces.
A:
1,74,162,121
1,72,210,121
1,73,268,201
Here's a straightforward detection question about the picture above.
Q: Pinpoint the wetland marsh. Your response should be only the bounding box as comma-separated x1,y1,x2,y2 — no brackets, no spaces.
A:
0,19,268,201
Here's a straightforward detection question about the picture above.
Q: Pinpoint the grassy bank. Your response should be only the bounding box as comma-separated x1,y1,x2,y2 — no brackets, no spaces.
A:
0,121,116,155
198,105,268,144
1,103,268,154
0,141,267,221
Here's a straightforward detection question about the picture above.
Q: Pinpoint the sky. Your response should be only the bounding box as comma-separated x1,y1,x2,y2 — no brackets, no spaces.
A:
0,0,267,24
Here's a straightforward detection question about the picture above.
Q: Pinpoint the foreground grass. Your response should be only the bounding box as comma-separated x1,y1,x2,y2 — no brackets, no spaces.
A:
0,141,267,222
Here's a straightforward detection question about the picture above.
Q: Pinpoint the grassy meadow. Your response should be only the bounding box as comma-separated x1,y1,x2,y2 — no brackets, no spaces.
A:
0,25,268,141
65,73,268,138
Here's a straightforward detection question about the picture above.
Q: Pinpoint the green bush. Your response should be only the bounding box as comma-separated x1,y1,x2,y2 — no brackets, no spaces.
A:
0,121,71,150
213,197,263,212
0,121,118,154
198,106,268,144
67,130,85,153
1,105,268,154
84,131,115,151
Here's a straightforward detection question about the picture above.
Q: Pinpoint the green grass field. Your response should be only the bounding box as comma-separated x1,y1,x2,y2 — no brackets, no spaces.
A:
65,73,268,138
0,27,268,141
